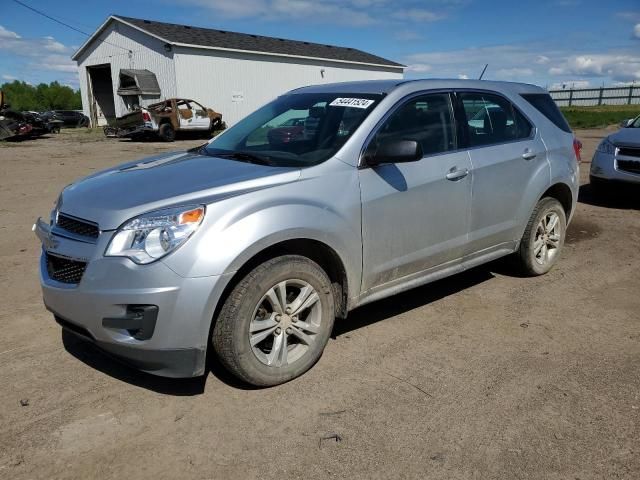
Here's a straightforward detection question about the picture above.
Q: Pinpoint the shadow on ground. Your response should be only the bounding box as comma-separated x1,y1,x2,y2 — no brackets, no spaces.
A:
62,330,208,396
61,265,499,393
579,182,640,210
333,266,495,337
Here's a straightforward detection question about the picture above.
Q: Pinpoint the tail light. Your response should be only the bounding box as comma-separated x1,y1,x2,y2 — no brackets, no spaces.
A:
142,111,151,122
573,138,582,163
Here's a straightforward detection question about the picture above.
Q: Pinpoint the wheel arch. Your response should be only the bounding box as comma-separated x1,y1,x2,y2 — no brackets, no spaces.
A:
516,180,575,248
541,182,573,218
211,238,351,334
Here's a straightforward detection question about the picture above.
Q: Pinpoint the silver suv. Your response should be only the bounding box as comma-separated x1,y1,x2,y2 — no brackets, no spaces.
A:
35,80,579,386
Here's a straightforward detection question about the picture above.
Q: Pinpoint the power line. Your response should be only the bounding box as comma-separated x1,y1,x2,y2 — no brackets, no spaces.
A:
11,0,131,53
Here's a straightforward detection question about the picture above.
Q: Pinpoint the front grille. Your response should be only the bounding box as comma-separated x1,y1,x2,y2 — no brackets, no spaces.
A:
46,253,87,284
617,160,640,175
56,213,99,239
618,147,640,158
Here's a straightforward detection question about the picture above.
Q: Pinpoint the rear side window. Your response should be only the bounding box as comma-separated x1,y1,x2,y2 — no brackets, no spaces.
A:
459,92,532,147
521,93,571,133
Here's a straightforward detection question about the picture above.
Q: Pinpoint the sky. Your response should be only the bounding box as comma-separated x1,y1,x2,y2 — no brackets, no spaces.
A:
1,0,639,90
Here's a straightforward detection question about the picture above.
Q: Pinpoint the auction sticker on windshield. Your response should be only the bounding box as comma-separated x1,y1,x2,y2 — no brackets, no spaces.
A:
329,98,375,109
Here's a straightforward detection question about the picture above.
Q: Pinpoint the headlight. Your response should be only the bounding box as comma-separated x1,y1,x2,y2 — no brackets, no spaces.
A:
105,205,205,264
596,138,616,155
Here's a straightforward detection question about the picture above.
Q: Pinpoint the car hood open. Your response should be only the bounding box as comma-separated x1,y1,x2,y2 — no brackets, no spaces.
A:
57,150,300,230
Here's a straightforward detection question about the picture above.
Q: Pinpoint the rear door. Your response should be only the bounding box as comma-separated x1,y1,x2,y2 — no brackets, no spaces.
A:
359,92,472,292
456,91,547,256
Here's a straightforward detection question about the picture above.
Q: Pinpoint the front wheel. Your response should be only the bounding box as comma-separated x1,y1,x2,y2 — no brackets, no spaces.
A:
516,197,567,276
212,255,335,387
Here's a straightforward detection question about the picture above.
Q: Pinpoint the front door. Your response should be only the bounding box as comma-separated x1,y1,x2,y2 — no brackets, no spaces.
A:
359,92,472,292
177,100,210,130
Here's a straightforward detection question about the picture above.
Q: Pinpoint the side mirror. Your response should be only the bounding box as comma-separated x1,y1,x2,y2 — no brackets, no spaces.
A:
367,139,422,167
621,118,633,128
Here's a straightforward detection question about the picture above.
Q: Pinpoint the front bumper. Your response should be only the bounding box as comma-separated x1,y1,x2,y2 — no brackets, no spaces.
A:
590,149,640,184
34,218,229,378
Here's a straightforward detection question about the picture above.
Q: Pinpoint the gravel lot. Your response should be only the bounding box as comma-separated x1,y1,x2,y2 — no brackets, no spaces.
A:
0,128,638,479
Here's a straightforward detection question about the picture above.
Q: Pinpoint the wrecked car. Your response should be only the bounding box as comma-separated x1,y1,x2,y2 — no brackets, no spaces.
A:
104,98,224,142
0,91,32,141
22,111,63,136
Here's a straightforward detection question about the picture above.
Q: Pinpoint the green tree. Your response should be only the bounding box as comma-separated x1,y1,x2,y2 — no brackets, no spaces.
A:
1,80,81,111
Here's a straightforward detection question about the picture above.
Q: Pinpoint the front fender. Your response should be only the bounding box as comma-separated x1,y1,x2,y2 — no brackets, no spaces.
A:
162,163,363,298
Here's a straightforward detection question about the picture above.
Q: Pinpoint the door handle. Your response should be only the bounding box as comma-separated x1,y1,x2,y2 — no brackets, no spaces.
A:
522,149,537,160
445,167,469,181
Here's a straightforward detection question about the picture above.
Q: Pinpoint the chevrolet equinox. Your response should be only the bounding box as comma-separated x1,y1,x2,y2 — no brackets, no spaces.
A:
35,80,579,386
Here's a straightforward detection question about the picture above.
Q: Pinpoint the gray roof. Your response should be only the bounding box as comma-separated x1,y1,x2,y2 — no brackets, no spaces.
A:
112,15,403,68
293,78,546,95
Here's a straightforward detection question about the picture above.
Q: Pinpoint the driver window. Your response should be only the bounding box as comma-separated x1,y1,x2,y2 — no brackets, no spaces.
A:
369,93,456,157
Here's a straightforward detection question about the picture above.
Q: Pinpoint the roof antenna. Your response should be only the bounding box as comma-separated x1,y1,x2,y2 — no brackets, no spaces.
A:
479,64,488,80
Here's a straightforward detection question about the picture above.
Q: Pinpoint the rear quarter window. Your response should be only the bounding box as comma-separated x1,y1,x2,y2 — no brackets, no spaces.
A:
521,94,571,133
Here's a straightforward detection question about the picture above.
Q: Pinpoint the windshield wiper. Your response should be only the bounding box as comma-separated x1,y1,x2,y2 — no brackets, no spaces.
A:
208,150,275,166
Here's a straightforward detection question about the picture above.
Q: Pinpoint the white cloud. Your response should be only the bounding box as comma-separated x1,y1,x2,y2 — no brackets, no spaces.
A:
549,80,590,90
2,74,18,81
177,0,450,25
405,45,545,81
391,9,444,22
181,0,377,25
616,11,640,22
634,23,640,39
0,25,21,39
496,67,534,77
406,63,432,73
0,27,77,78
404,43,640,85
394,30,423,41
550,54,640,82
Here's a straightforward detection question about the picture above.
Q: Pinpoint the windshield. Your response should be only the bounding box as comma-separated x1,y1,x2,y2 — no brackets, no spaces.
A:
631,115,640,128
205,92,383,167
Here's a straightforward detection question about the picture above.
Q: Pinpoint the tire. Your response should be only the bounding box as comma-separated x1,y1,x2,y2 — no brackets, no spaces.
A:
212,255,335,387
158,123,175,142
516,197,567,276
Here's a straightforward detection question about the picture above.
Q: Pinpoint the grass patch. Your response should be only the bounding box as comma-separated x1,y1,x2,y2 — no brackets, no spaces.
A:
560,105,640,129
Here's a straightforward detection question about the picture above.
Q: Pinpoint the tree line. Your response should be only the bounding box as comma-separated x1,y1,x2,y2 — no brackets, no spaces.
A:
1,80,82,112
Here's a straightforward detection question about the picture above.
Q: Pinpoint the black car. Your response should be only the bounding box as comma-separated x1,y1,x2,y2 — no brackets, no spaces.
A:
43,110,89,128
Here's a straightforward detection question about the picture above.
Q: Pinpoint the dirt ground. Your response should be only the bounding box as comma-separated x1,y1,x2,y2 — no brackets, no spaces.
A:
0,127,638,480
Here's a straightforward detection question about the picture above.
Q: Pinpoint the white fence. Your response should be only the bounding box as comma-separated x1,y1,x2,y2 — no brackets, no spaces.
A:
549,85,640,107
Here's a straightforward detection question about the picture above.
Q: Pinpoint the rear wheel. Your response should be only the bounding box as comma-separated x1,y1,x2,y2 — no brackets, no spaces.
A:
212,255,335,387
158,123,175,142
516,197,566,276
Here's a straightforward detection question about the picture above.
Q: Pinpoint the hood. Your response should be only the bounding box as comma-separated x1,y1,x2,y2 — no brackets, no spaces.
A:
58,151,300,230
609,128,640,148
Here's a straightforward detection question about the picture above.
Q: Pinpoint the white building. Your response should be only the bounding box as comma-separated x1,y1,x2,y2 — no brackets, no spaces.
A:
72,15,404,127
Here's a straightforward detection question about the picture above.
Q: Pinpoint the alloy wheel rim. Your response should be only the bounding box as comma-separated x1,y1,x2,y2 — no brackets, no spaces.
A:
533,211,562,265
249,279,322,367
